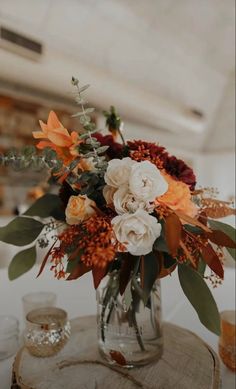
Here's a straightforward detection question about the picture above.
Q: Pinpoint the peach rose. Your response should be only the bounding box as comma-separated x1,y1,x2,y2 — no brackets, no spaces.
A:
157,174,197,218
65,195,96,225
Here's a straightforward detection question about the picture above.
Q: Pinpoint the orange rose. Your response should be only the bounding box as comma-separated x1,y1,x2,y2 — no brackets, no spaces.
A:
157,174,197,218
65,195,96,225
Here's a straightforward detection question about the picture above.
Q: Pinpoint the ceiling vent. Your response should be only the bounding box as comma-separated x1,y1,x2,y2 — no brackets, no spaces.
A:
0,26,43,61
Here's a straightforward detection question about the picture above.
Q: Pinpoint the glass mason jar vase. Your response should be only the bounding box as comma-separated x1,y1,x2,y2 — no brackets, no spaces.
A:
97,272,163,367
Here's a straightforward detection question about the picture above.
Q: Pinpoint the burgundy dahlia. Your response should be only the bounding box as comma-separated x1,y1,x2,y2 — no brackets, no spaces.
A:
93,133,124,159
163,155,196,190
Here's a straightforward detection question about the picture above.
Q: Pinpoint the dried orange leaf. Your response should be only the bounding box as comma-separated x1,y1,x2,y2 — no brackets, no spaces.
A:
207,230,236,248
37,239,57,278
67,262,91,281
109,350,127,366
92,265,108,289
201,244,224,279
165,213,182,256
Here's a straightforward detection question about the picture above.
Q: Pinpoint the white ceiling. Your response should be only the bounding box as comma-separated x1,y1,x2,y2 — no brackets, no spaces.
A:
0,0,235,152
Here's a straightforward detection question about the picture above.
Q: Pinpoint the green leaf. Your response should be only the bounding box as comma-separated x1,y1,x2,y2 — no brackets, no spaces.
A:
153,235,169,253
0,217,44,246
124,281,132,311
198,256,207,276
24,194,63,219
184,225,204,235
208,220,236,260
178,264,221,335
163,252,176,268
141,252,159,305
8,246,36,280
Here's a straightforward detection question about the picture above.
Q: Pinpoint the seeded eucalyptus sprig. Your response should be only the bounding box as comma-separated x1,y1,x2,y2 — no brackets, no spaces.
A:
71,77,108,173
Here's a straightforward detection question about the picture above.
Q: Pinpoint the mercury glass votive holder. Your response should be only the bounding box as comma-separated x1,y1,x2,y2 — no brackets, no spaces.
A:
24,307,71,357
219,310,236,371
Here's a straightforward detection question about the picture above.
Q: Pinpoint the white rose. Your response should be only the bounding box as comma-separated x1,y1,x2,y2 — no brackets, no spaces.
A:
103,185,117,205
112,209,161,256
113,185,154,214
129,161,168,202
104,157,136,188
65,195,96,225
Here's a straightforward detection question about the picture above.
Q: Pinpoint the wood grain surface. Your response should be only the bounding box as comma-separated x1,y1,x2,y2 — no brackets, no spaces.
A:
12,315,220,389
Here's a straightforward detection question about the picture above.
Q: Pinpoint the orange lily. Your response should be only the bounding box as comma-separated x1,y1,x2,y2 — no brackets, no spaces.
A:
33,111,82,163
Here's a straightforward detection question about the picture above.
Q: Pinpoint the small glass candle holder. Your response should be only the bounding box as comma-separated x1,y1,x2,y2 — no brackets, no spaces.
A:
22,291,57,317
0,315,19,360
24,307,71,357
218,310,236,371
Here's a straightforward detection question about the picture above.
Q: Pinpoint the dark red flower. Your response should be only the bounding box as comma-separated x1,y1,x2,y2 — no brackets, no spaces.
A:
93,132,124,159
127,140,167,160
127,140,196,190
163,155,196,190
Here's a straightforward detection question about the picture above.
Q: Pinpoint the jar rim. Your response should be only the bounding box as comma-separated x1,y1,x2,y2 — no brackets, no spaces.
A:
26,307,68,329
22,291,57,303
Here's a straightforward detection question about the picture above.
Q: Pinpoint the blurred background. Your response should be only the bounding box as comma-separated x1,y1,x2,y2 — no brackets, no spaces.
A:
0,0,235,365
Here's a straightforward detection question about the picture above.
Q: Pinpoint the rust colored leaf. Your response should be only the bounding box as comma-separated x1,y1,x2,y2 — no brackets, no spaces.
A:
201,244,224,279
109,350,127,366
165,213,182,256
175,211,211,232
157,252,177,279
119,254,137,295
207,230,236,248
92,265,108,289
37,239,57,278
67,262,91,280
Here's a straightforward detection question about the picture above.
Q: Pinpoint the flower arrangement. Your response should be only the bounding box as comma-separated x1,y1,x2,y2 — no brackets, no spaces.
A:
0,77,235,342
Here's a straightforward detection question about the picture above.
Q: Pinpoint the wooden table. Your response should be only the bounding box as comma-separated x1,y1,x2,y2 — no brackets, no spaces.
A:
11,315,220,389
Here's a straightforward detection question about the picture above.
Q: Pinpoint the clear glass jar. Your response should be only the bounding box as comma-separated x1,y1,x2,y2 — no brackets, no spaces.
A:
219,310,236,371
0,315,19,360
24,307,71,357
97,273,163,367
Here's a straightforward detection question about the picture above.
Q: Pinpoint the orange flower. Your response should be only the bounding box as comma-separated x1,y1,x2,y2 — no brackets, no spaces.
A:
157,173,197,218
33,111,82,163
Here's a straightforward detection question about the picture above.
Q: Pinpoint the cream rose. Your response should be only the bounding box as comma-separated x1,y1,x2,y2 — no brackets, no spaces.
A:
129,161,168,202
112,209,161,256
113,185,154,215
104,157,136,188
103,185,117,205
65,195,96,225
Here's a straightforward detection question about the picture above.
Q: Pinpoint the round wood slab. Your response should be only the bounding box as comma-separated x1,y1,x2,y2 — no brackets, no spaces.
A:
12,315,220,389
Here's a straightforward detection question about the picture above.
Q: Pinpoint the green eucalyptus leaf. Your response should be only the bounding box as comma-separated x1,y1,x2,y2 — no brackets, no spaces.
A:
78,84,90,93
96,146,109,154
0,217,44,246
24,194,63,219
208,219,236,260
8,246,36,280
178,264,221,335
